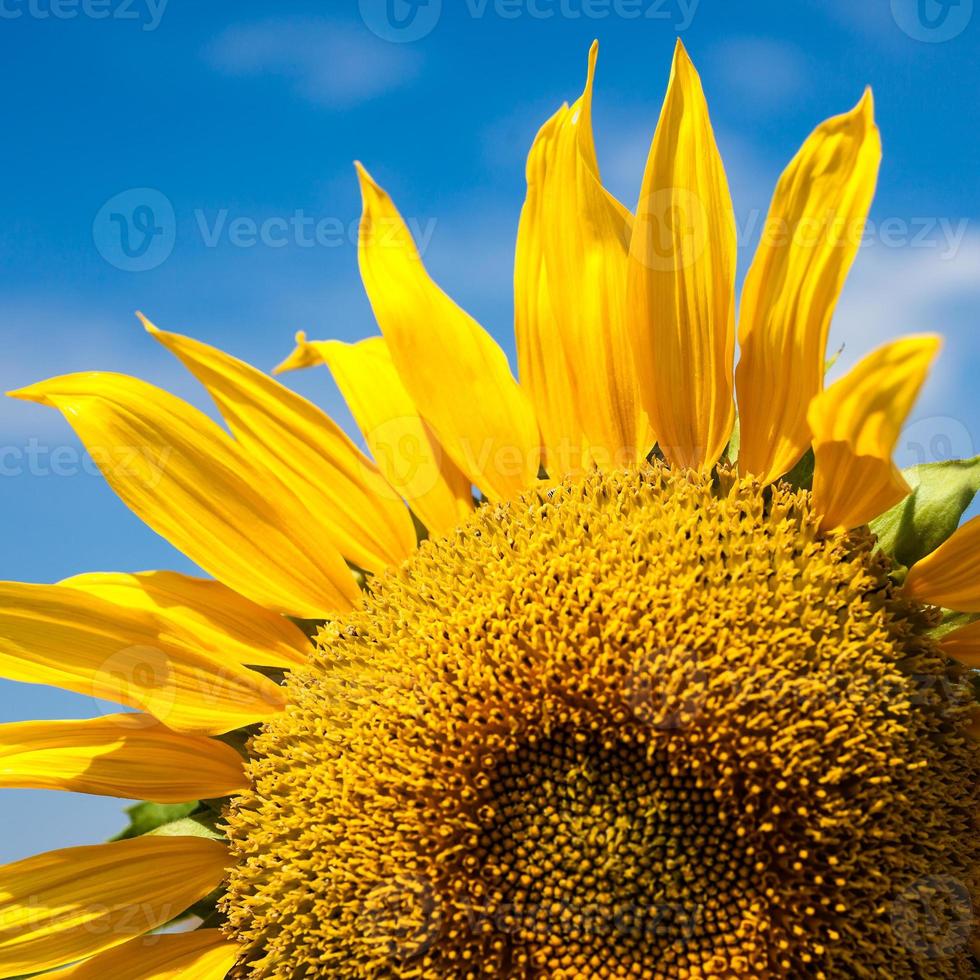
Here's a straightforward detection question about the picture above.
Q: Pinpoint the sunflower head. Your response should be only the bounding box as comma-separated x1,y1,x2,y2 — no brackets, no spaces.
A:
2,38,979,980
223,465,979,978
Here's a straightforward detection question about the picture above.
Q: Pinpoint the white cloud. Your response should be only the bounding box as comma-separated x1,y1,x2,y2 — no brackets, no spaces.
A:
831,230,980,364
830,230,980,463
0,301,212,440
707,37,810,114
205,19,422,108
814,0,908,45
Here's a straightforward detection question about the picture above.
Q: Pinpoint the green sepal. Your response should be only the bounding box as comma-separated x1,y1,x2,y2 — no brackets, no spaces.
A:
110,801,198,841
825,343,844,375
870,457,980,572
288,616,326,640
781,448,815,492
723,417,740,465
930,608,980,642
146,810,225,841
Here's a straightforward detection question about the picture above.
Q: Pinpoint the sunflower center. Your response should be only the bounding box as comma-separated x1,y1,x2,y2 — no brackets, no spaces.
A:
478,728,757,962
223,465,979,980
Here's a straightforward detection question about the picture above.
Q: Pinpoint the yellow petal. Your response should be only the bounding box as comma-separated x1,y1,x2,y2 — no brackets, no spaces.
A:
808,335,940,531
0,713,246,802
938,618,980,667
9,373,358,617
626,40,736,471
356,163,540,501
0,580,285,735
0,837,228,978
515,42,649,473
276,333,473,538
144,319,416,573
60,571,309,670
736,91,881,484
45,930,239,980
905,516,980,612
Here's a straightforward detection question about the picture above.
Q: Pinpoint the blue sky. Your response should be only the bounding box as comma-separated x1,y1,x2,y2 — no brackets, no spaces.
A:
1,0,979,862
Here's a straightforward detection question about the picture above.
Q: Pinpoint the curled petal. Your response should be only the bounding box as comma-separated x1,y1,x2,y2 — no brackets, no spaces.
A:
45,930,240,980
736,90,881,484
809,336,940,531
0,580,285,735
61,570,309,670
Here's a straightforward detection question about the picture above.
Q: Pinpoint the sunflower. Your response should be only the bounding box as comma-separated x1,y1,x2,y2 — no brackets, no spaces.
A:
1,40,978,980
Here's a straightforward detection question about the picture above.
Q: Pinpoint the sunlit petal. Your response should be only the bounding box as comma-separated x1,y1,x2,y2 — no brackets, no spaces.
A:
516,41,649,473
905,516,980,612
277,333,473,538
356,163,540,500
9,373,359,617
0,837,228,978
736,91,881,484
61,570,309,670
626,40,736,471
0,580,285,735
809,336,940,530
44,930,240,980
145,319,416,572
0,713,247,802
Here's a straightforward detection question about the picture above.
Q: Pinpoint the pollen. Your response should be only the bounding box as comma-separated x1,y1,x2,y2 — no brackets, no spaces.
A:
222,465,979,978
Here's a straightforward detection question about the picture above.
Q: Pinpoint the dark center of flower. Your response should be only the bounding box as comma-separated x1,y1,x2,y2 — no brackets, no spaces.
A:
477,728,759,973
222,465,979,980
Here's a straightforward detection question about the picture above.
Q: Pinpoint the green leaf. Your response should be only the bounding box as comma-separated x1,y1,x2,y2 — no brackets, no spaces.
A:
110,801,197,841
870,457,980,571
147,811,225,841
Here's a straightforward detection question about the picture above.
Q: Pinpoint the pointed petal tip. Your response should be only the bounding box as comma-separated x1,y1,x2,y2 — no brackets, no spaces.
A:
7,379,50,404
586,39,598,78
8,372,120,406
579,44,599,114
135,310,158,334
272,331,317,376
903,332,943,360
354,161,390,213
853,86,876,126
272,347,301,376
354,160,379,192
668,37,702,89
